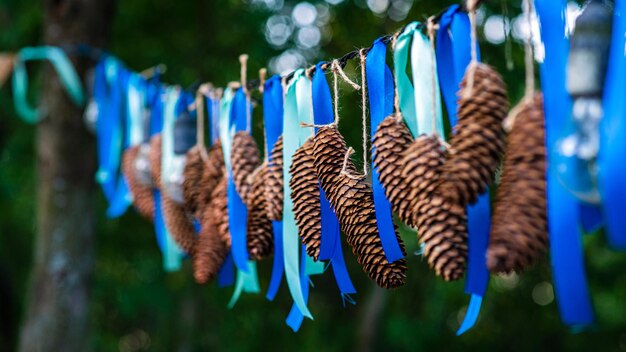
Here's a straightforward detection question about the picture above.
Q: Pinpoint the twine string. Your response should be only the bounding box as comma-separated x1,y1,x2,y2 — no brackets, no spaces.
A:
239,54,252,132
427,17,440,139
464,0,480,99
524,0,536,98
359,49,369,177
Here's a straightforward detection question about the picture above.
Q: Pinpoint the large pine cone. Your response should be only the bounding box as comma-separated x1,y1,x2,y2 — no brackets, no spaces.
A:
371,114,415,227
231,131,261,204
194,202,229,284
290,138,322,261
313,126,407,289
193,142,224,219
405,135,468,281
122,145,155,220
265,136,284,221
182,146,206,216
210,176,231,248
247,165,274,260
438,63,509,206
149,134,163,186
487,93,547,273
161,193,196,254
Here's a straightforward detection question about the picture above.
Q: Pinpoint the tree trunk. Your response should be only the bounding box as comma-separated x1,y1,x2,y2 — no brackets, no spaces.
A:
18,1,115,351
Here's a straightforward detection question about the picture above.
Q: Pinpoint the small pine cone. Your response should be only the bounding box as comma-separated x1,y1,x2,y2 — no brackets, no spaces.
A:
161,193,196,254
313,126,407,289
210,176,231,248
193,142,224,219
194,203,228,284
247,165,274,260
371,114,415,226
487,93,547,274
289,138,322,261
122,145,155,220
438,63,509,206
149,134,163,186
265,136,284,221
182,146,206,216
231,131,261,204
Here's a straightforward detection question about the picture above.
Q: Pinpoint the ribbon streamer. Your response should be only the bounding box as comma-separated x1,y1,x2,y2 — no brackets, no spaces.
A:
393,22,419,136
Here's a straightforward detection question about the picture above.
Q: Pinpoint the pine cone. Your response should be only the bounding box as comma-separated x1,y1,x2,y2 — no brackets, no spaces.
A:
438,63,509,206
210,176,231,248
149,134,163,186
404,135,468,281
313,126,407,289
231,131,261,204
290,138,322,261
371,114,415,226
487,93,547,273
265,136,284,221
182,145,205,216
161,193,196,254
122,145,155,220
194,202,228,284
193,142,224,219
247,165,274,260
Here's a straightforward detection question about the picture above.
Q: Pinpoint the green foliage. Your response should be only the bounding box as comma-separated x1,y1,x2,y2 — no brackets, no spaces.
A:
2,0,626,351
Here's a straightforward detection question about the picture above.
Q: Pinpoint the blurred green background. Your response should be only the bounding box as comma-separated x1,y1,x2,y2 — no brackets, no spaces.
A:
2,0,626,351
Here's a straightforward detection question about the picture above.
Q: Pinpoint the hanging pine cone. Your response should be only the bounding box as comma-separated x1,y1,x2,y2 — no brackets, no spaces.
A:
149,134,163,186
371,113,415,226
193,203,228,284
438,62,509,206
313,126,407,289
265,136,284,221
247,165,274,260
487,93,547,274
403,135,468,281
290,138,322,261
231,131,261,204
210,176,231,248
193,142,224,219
122,145,155,220
161,193,196,254
182,145,206,216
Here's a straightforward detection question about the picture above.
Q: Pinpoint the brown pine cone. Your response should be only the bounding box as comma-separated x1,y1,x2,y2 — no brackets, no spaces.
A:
487,93,547,274
182,145,206,216
161,193,196,254
193,202,228,284
438,63,509,206
231,131,261,204
149,134,163,186
193,142,224,219
265,136,284,221
247,165,274,260
210,176,231,248
290,138,322,261
371,113,415,226
122,145,155,220
403,135,468,281
313,126,407,289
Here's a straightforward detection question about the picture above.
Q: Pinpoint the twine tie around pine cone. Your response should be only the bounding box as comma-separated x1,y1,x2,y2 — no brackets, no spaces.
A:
122,145,155,220
265,135,284,221
231,131,261,204
487,93,547,274
403,135,468,281
247,164,274,260
289,137,322,261
193,200,229,284
312,126,407,289
438,62,509,206
371,113,415,227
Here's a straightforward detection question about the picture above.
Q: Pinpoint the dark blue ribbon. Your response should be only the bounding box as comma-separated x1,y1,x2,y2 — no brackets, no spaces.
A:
600,0,626,248
436,6,489,335
263,76,286,300
536,0,595,327
312,62,356,299
366,38,405,264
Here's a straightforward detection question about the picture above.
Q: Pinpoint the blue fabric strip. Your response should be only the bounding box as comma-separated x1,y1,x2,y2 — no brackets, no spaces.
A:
366,38,405,264
599,0,626,248
579,204,603,235
536,0,595,326
218,253,236,288
266,221,285,300
286,245,311,332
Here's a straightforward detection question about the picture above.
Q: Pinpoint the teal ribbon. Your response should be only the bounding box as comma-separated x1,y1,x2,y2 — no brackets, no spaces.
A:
411,31,445,138
12,46,85,123
393,22,419,137
228,262,260,308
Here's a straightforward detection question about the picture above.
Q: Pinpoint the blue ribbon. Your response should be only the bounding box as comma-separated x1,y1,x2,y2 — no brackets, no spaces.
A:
286,245,311,332
366,38,405,264
436,6,489,335
312,62,356,299
536,0,595,327
599,0,626,248
264,76,286,300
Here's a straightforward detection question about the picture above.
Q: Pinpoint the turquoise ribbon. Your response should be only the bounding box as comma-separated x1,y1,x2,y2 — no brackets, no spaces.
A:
411,31,445,138
393,22,419,136
12,46,85,123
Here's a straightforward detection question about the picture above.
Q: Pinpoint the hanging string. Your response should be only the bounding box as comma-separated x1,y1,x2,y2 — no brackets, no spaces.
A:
427,17,440,139
391,31,402,114
523,0,536,98
330,59,361,127
259,68,269,162
239,54,252,132
359,49,369,177
464,0,480,98
195,84,210,162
